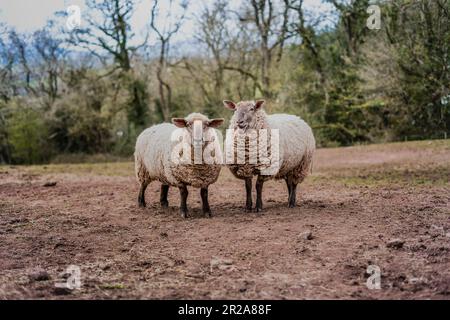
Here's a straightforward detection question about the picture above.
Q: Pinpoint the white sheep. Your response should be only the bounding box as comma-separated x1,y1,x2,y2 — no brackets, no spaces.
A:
134,113,224,218
223,100,315,212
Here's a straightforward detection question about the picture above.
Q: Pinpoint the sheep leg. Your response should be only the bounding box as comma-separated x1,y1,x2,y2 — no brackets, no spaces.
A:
285,175,293,206
255,176,264,213
200,188,212,217
138,182,149,208
289,183,298,208
245,178,253,212
179,185,189,218
285,178,292,199
160,185,169,207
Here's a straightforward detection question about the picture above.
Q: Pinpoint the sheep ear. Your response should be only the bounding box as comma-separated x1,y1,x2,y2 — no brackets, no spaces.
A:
223,100,236,110
255,100,265,110
207,118,224,128
172,118,187,128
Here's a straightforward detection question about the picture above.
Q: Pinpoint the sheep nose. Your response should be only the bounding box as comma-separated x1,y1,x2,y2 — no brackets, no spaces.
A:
238,120,246,128
193,138,203,147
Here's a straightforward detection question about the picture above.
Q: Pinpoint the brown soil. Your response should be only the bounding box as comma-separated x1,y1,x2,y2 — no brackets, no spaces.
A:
0,140,449,299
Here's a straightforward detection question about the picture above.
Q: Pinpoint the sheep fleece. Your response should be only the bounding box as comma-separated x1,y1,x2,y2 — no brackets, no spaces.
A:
228,113,315,183
135,123,221,188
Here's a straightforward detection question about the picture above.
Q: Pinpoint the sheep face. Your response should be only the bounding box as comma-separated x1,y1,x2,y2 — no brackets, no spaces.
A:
172,113,223,146
223,100,265,132
171,113,224,165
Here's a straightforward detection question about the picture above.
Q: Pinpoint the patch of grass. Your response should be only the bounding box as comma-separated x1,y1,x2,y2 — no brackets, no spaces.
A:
311,139,450,187
1,162,134,177
100,283,125,290
1,139,449,182
333,139,450,152
51,153,131,164
312,164,450,187
391,139,450,150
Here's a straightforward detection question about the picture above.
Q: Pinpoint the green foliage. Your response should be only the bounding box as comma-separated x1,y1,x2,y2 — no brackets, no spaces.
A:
6,100,50,164
1,0,449,163
48,72,112,154
384,0,450,139
0,101,12,163
123,72,149,129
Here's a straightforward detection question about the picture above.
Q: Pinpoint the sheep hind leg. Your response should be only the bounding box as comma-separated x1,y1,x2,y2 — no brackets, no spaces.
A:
255,176,264,213
285,176,292,204
138,181,149,208
179,185,189,218
288,183,298,208
245,178,253,212
285,175,295,207
200,188,212,217
160,185,169,208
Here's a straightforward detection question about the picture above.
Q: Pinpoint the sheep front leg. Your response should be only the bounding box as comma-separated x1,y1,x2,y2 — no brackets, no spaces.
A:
289,183,298,208
160,185,169,207
200,188,212,217
179,185,189,218
138,182,149,208
255,176,264,213
245,177,253,212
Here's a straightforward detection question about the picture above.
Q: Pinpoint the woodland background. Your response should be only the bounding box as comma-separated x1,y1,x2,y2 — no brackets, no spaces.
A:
0,0,449,164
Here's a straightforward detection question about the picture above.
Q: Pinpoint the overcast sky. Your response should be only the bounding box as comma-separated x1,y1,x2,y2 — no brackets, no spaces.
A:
0,0,335,47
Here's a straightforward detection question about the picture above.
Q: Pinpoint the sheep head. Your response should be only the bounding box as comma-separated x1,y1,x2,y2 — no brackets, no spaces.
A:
172,113,224,141
223,100,265,132
171,113,224,165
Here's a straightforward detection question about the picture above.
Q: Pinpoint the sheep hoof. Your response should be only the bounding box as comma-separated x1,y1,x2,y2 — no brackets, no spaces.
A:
245,207,252,213
160,201,169,208
204,211,212,218
288,203,296,208
138,202,146,208
255,207,263,213
180,210,189,218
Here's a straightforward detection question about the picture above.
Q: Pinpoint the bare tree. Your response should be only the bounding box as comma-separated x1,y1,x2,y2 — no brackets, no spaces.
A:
33,27,66,105
0,23,12,163
149,0,187,121
194,0,230,102
0,27,18,101
182,0,264,108
8,31,36,96
69,0,144,72
326,0,370,57
241,0,291,97
68,0,150,129
285,0,329,105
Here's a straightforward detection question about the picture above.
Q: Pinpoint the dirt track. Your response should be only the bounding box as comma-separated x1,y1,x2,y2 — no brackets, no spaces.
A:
0,140,449,299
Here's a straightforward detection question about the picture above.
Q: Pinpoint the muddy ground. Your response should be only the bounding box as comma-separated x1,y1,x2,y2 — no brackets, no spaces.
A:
0,140,449,299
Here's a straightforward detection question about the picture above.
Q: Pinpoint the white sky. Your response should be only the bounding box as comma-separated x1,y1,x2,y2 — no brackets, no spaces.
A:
0,0,334,45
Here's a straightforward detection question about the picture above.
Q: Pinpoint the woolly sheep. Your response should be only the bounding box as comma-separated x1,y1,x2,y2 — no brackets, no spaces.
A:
134,113,224,218
223,100,315,212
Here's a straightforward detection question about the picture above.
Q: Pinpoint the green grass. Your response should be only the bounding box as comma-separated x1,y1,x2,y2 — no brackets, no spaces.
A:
311,165,450,187
339,139,450,151
311,139,450,187
1,139,449,187
0,162,134,177
99,283,125,290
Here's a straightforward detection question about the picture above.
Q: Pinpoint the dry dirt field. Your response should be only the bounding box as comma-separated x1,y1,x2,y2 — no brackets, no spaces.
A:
0,140,449,299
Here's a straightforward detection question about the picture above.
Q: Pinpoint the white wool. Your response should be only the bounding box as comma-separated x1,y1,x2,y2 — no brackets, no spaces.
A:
226,111,315,183
135,117,222,189
267,114,315,181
